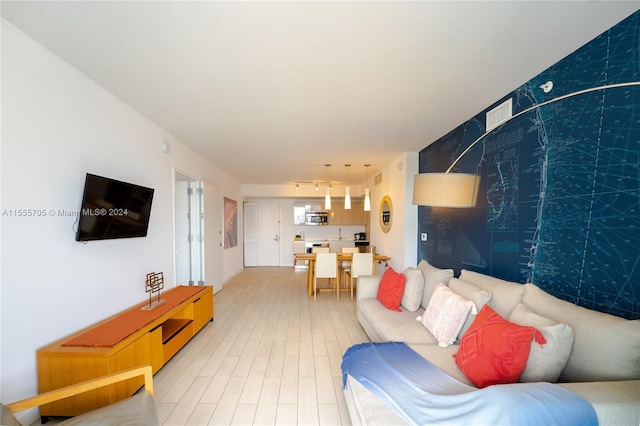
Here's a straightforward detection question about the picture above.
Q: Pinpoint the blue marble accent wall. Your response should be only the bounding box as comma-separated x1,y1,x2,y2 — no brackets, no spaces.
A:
418,11,640,319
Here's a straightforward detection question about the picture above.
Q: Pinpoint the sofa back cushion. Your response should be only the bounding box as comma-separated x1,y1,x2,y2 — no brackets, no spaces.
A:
458,270,525,318
417,260,454,309
448,278,492,337
522,283,640,382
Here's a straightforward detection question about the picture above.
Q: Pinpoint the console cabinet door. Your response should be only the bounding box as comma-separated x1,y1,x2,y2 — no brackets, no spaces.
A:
193,288,214,330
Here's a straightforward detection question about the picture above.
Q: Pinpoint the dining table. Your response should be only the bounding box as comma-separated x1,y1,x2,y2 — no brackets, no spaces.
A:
294,252,391,296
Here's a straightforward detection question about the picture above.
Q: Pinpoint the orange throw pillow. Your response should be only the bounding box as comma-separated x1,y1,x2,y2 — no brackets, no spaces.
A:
454,305,546,388
376,267,406,312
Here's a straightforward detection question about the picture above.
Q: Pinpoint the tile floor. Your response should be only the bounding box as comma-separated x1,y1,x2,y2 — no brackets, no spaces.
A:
34,266,369,425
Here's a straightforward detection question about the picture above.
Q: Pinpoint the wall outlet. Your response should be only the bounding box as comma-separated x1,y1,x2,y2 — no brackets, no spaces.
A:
421,233,427,241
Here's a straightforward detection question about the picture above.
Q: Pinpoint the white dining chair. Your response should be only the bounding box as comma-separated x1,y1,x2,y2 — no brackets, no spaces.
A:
312,246,330,253
346,253,374,300
314,252,338,300
340,247,360,294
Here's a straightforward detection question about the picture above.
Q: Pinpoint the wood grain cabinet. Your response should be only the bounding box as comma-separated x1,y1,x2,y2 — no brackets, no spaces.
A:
36,286,213,418
328,199,368,226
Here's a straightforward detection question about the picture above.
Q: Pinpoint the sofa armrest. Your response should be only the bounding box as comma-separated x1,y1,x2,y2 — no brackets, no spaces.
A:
557,380,640,426
357,275,382,301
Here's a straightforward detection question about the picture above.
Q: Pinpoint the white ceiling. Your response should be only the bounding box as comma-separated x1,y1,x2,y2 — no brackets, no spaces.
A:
2,1,638,186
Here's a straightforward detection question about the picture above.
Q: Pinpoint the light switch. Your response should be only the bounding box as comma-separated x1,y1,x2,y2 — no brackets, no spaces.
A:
421,233,428,241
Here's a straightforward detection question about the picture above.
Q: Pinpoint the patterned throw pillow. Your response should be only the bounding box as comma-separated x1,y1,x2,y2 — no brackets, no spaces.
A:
376,267,406,312
417,283,476,347
454,305,546,388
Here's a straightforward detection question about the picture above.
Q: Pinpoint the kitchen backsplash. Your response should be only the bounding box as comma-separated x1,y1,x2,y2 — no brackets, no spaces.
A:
298,225,366,241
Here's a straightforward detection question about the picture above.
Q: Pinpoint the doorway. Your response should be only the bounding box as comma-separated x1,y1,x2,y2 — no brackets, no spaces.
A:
243,201,281,266
174,171,223,293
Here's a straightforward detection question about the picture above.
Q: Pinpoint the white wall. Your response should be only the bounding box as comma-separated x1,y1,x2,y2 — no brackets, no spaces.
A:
0,20,243,421
368,152,419,273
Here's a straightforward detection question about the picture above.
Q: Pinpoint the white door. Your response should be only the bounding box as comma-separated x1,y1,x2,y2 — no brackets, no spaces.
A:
257,202,280,266
203,181,223,293
174,173,204,285
174,178,191,285
244,202,258,267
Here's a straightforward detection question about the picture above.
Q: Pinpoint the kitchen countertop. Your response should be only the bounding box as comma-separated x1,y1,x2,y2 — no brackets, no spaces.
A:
298,239,369,243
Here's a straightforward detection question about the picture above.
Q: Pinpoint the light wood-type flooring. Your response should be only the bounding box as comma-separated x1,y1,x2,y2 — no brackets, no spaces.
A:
33,266,369,425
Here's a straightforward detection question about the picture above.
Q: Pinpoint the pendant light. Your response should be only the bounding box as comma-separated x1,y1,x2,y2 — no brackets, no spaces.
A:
364,164,371,211
324,164,332,210
344,164,351,209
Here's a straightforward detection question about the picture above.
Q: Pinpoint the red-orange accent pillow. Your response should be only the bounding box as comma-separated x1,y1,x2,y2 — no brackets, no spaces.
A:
376,267,406,312
453,305,546,388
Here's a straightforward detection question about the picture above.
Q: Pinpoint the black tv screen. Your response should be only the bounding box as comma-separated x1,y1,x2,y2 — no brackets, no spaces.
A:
76,173,154,242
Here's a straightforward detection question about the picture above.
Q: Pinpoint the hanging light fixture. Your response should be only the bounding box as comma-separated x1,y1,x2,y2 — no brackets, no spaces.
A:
412,81,640,208
295,183,299,190
315,183,319,191
364,164,371,211
344,164,351,209
324,164,332,210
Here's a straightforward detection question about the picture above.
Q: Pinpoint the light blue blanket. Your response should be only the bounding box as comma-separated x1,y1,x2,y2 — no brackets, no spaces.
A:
341,342,598,426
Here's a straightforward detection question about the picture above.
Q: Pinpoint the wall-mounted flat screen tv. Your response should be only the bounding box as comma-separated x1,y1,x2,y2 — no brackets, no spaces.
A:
76,173,154,242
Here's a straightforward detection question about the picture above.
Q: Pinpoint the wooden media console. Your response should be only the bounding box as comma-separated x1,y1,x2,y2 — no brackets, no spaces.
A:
36,285,213,418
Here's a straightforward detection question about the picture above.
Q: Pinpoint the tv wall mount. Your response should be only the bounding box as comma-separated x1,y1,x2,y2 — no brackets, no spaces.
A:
142,271,166,310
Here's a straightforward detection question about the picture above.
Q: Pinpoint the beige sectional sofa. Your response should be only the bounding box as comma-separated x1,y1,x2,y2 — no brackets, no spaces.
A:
347,261,640,425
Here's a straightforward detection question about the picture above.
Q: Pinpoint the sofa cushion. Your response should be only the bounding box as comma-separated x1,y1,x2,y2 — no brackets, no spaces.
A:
508,303,574,383
409,344,473,386
417,260,454,309
522,283,640,382
358,298,436,344
417,283,475,347
448,278,492,337
401,267,424,312
376,267,405,312
459,270,525,318
454,305,546,388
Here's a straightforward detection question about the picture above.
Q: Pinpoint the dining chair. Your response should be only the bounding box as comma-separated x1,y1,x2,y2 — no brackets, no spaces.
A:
340,247,360,293
346,252,374,300
312,247,330,253
314,253,338,300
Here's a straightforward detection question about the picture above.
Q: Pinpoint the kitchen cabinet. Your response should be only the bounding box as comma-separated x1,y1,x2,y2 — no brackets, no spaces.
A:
352,199,368,226
328,202,342,225
328,199,368,226
293,204,306,225
291,199,368,226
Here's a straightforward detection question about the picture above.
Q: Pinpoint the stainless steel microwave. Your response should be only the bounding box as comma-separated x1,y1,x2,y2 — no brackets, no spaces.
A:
305,211,328,225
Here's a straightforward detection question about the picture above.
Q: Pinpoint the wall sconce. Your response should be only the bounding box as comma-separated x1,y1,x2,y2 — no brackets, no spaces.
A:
539,81,554,93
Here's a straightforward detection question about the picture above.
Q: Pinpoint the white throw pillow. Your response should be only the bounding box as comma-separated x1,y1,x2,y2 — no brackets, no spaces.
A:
509,303,574,383
401,267,424,312
417,283,476,347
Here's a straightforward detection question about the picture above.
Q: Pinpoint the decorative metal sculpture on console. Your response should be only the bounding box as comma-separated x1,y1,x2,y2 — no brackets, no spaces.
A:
142,271,167,310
